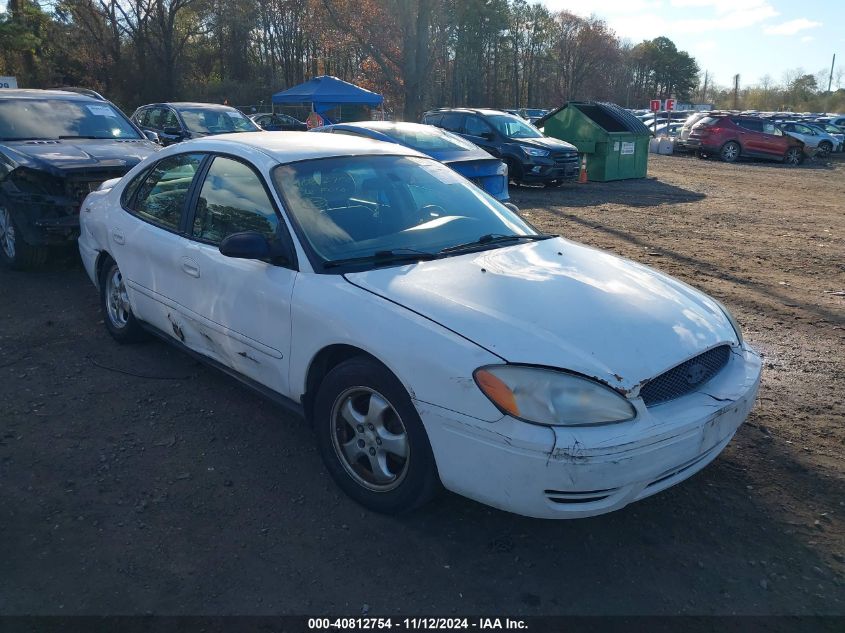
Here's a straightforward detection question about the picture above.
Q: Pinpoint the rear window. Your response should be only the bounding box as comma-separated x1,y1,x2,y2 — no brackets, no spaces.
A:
695,116,723,127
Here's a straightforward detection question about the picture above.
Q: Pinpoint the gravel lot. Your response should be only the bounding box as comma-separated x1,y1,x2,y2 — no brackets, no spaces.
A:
0,152,842,618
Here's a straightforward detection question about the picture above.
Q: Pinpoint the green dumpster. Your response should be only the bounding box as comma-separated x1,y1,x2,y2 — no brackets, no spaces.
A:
537,101,650,181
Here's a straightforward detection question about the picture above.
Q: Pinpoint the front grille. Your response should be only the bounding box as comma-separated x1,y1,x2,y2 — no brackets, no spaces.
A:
640,345,731,407
552,152,579,164
545,488,619,504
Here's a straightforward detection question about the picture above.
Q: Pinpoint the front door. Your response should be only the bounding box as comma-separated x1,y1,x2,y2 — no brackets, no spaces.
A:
179,155,297,395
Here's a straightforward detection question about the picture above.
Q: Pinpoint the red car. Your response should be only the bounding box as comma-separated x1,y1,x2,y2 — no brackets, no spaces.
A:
687,115,804,165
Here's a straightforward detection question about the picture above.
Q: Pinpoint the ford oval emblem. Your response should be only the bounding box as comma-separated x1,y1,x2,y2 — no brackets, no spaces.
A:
685,363,706,385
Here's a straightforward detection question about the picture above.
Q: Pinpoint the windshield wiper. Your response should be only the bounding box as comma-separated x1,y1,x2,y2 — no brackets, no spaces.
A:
324,249,438,269
438,233,557,255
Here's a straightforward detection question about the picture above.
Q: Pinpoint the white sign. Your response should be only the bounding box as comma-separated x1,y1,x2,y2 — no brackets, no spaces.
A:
621,142,635,155
613,141,620,152
86,104,116,116
0,76,18,89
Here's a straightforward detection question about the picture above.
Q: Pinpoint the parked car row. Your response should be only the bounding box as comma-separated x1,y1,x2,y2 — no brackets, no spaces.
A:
668,110,845,165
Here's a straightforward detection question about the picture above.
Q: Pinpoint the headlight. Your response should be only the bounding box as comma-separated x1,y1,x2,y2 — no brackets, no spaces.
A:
520,146,550,157
474,365,636,427
712,299,744,345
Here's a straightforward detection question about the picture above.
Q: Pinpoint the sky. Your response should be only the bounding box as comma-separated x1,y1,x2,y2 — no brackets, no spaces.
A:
541,0,840,90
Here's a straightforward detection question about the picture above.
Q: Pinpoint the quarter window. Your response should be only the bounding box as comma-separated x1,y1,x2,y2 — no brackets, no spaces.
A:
129,153,205,230
192,156,279,244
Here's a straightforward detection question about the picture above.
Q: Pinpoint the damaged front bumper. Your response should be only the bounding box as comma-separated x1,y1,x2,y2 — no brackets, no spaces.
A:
417,345,762,519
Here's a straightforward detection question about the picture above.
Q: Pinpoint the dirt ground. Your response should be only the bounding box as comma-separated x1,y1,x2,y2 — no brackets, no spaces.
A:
0,152,842,619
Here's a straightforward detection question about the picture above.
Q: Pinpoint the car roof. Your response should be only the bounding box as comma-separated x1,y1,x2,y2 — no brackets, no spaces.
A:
426,108,515,117
141,102,241,110
169,131,427,163
334,121,444,133
0,88,103,102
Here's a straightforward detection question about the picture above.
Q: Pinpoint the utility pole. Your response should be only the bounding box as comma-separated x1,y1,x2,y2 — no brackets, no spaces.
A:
733,74,740,110
701,71,709,103
829,54,836,93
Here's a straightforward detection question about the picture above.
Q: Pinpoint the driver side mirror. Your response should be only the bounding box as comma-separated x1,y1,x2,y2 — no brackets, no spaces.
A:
143,130,161,144
219,231,291,266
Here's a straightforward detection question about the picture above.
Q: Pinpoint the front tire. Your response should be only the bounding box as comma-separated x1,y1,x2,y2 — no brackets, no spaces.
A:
719,141,740,163
313,357,440,514
0,204,49,270
817,141,832,158
99,257,146,343
505,159,523,186
783,146,803,166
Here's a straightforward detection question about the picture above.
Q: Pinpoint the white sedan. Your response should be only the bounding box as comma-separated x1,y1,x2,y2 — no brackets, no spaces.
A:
78,133,761,519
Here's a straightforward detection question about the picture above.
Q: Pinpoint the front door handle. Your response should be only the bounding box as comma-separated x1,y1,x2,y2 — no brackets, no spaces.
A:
181,257,200,278
111,229,125,245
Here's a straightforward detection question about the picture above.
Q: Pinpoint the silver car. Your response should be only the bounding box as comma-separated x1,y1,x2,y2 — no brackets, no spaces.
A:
778,121,838,157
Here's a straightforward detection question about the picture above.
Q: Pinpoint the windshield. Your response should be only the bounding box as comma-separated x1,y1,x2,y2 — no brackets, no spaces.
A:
486,114,543,139
272,155,535,268
177,107,260,135
0,98,140,140
377,125,477,152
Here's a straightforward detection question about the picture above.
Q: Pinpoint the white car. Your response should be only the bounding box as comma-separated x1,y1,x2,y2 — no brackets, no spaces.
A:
78,133,762,519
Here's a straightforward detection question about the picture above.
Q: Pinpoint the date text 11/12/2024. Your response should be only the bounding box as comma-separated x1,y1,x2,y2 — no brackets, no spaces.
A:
308,617,528,630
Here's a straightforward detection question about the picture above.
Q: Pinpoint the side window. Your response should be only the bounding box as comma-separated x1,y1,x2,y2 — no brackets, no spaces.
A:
162,109,180,130
736,119,762,132
192,156,279,244
423,113,442,126
129,153,205,230
133,109,147,126
440,113,463,133
121,166,152,208
464,116,490,137
762,122,778,135
146,107,164,130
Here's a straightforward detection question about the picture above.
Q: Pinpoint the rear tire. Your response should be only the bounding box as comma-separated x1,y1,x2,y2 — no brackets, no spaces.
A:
719,141,740,163
313,356,441,514
0,204,49,270
99,257,147,343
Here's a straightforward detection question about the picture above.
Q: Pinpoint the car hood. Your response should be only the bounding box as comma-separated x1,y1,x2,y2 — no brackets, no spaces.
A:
344,238,738,393
1,139,158,176
517,136,577,152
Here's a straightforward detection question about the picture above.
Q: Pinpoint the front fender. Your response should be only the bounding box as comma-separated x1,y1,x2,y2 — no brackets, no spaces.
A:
289,273,505,422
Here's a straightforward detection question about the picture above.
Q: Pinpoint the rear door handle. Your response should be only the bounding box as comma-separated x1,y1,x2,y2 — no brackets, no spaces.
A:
111,229,125,245
181,257,200,278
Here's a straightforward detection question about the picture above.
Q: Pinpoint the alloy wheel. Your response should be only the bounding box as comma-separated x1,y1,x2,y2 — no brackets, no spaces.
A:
330,386,410,492
785,147,802,166
0,207,16,260
721,142,739,162
105,267,130,329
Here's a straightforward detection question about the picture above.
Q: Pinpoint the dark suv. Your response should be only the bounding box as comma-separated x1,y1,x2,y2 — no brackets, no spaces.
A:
131,102,261,146
686,115,804,165
421,108,580,186
0,89,158,269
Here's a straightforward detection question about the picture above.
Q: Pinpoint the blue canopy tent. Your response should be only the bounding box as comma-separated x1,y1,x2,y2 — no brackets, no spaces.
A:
271,75,383,124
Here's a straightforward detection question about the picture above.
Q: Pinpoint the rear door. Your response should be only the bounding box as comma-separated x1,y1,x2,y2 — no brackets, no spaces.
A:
112,152,207,336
